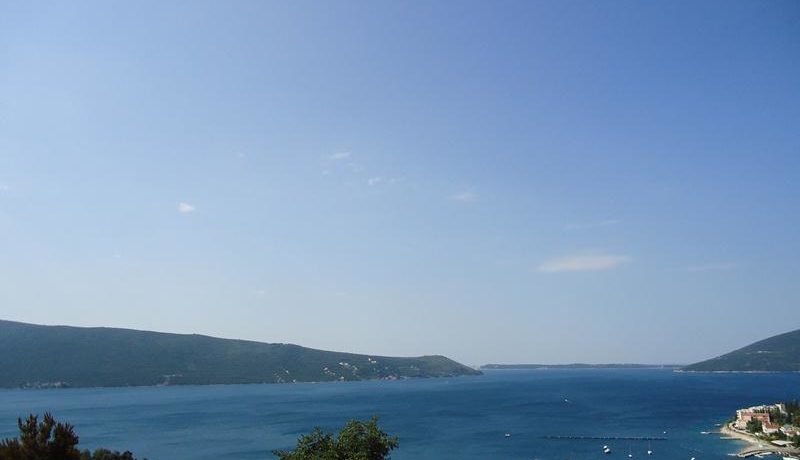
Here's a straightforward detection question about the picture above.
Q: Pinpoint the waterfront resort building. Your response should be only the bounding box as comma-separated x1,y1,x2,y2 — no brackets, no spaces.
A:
735,410,773,430
734,404,787,430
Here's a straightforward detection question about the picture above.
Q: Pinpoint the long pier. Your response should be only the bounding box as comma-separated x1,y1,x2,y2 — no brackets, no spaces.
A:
736,447,800,458
735,445,800,458
542,435,668,441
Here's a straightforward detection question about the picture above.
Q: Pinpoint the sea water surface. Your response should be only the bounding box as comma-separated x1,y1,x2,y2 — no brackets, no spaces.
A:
1,369,797,459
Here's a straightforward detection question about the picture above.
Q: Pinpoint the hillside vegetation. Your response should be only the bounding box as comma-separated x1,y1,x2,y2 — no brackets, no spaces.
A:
0,320,480,388
682,328,800,372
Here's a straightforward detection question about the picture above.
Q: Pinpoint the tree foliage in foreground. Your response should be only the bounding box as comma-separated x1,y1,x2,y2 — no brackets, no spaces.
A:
274,417,398,460
0,413,144,460
745,419,763,434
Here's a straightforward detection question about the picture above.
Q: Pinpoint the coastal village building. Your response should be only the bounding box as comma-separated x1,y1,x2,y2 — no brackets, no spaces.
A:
734,404,787,430
763,422,781,434
782,426,800,437
734,403,799,441
735,410,772,430
771,440,795,447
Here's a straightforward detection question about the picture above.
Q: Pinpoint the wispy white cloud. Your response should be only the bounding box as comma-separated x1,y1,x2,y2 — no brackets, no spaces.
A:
564,219,620,231
538,253,631,273
178,202,196,214
450,191,477,202
329,152,351,161
0,184,9,192
367,177,383,186
348,162,365,174
686,263,738,272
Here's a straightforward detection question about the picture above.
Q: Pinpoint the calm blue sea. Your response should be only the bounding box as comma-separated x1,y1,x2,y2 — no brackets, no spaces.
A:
0,369,797,460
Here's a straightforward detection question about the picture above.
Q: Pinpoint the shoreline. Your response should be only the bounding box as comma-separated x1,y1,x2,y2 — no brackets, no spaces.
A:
720,422,800,458
2,373,484,392
676,370,800,374
719,423,760,445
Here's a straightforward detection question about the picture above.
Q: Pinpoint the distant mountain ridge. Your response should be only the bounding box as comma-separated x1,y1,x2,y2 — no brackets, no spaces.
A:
482,363,681,369
682,328,800,372
0,320,480,388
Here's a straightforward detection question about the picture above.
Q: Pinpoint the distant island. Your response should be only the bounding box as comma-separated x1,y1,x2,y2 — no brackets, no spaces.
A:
0,320,481,389
681,328,800,372
482,363,681,370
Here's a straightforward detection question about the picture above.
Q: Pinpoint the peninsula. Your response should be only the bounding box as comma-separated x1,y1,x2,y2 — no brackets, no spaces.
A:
0,320,480,389
682,328,800,372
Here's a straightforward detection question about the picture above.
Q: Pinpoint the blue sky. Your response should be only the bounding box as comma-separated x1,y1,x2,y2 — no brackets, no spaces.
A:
1,1,798,364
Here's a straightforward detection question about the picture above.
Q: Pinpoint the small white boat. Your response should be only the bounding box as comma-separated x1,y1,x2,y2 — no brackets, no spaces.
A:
504,433,511,438
603,445,612,454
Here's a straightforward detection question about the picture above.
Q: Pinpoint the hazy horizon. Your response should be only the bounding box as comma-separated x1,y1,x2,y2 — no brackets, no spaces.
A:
2,1,799,365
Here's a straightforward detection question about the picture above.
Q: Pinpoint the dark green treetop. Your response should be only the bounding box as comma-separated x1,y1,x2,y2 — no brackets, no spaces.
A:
274,417,398,460
0,413,144,460
0,413,82,460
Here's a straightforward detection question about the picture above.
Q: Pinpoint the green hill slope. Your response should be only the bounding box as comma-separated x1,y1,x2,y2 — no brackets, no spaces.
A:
0,320,480,388
682,328,800,372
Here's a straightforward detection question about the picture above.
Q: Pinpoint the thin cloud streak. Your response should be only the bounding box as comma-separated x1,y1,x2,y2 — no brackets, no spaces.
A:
450,191,477,202
178,202,196,214
686,263,738,272
538,254,631,273
329,152,351,161
564,219,620,231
